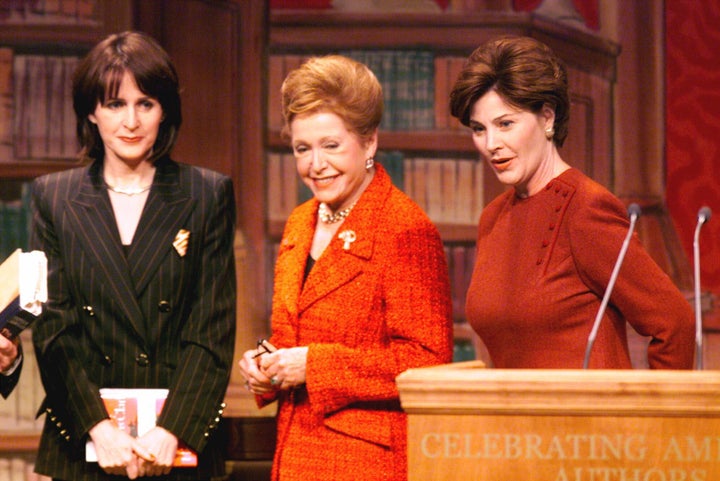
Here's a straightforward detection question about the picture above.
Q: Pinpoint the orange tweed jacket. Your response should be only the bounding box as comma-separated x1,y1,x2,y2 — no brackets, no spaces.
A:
262,165,453,481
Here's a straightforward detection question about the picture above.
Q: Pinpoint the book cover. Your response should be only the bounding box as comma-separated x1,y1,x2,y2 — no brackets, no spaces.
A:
86,388,198,467
0,249,45,341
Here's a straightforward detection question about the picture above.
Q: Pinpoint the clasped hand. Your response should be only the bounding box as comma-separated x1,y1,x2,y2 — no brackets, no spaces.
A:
89,420,178,479
0,334,18,373
239,344,308,394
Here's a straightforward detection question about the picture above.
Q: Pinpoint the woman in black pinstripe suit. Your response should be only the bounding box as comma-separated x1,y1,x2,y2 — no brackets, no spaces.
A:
30,31,236,481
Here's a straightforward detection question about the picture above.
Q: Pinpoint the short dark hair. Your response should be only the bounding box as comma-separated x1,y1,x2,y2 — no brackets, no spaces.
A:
449,36,570,147
72,30,182,162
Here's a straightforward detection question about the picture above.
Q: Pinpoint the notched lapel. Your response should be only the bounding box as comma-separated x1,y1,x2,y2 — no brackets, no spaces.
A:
276,230,309,318
66,170,146,339
126,184,194,296
298,225,374,313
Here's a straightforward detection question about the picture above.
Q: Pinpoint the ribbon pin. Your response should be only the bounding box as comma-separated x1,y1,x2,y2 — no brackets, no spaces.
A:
173,229,190,257
338,230,356,251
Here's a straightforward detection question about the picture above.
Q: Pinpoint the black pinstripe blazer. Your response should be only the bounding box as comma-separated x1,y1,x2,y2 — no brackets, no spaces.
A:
30,157,236,480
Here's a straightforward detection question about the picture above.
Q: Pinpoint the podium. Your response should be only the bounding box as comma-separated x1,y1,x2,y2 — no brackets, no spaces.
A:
396,361,720,480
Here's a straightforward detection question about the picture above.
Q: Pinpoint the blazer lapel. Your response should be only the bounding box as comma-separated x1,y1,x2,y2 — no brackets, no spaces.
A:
65,163,147,340
297,170,389,313
276,208,314,318
126,160,194,297
298,221,374,313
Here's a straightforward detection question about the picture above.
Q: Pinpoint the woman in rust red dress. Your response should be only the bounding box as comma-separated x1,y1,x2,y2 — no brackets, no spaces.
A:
449,36,694,369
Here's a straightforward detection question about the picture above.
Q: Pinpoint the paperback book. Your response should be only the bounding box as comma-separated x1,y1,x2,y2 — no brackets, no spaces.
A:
86,388,198,467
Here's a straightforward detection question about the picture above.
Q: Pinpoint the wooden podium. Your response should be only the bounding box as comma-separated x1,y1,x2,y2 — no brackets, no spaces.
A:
397,361,720,480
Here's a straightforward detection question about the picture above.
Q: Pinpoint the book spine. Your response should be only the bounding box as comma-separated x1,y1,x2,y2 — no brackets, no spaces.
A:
0,48,12,161
26,56,49,159
62,56,79,158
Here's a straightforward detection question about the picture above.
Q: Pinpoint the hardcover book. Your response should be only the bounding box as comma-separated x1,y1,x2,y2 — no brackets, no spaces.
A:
0,249,46,340
86,388,198,467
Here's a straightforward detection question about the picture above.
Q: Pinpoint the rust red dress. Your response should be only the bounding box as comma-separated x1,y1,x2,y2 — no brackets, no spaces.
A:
466,168,694,369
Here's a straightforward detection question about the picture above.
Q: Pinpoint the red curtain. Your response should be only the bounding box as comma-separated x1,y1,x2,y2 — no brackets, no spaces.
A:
665,1,720,297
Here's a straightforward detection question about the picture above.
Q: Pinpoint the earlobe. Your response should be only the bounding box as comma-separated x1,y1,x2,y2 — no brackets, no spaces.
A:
88,114,97,125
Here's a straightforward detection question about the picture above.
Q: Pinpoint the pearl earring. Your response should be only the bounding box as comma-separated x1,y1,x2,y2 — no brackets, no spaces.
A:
545,127,555,140
365,158,375,171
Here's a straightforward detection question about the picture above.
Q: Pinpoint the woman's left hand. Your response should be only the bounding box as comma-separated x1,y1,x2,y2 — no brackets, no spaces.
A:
259,346,308,390
133,426,178,477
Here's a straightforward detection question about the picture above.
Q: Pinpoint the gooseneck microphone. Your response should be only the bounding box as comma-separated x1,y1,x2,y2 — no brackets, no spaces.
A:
693,206,712,370
583,203,642,369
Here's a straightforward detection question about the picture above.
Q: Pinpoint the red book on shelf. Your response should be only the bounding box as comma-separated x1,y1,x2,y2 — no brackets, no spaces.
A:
86,388,198,468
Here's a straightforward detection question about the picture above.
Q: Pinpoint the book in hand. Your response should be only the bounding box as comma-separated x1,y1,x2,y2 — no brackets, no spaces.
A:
0,249,47,340
86,388,198,467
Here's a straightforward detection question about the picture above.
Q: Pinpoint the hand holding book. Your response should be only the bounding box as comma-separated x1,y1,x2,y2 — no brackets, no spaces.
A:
0,249,47,340
133,426,178,477
86,388,197,468
88,418,143,479
0,332,19,373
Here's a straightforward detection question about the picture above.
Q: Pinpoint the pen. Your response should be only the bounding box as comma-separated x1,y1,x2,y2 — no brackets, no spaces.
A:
253,339,277,358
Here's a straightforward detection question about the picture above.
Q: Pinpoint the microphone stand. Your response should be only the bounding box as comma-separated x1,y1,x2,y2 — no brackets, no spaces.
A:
583,204,641,369
693,206,712,370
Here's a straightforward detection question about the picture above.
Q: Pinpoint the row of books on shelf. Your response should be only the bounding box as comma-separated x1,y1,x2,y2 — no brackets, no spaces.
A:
0,48,80,161
266,150,483,227
270,0,513,13
0,183,31,262
267,52,466,132
0,0,98,24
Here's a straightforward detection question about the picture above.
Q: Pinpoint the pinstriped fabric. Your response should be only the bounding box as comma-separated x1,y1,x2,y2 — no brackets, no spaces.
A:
30,157,236,480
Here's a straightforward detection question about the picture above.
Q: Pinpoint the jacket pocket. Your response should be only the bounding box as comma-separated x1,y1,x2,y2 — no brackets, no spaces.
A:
323,408,398,448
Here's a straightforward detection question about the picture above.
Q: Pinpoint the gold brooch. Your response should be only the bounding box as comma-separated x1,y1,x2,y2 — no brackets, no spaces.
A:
173,229,190,257
338,230,356,251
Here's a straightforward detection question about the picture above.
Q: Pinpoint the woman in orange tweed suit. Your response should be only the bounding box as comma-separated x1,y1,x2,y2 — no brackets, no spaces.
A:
239,55,453,481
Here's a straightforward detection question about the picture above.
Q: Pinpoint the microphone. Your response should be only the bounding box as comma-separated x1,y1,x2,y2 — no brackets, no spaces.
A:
583,203,642,369
693,206,712,370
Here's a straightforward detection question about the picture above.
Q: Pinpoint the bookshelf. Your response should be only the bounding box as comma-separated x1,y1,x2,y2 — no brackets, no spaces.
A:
265,8,620,362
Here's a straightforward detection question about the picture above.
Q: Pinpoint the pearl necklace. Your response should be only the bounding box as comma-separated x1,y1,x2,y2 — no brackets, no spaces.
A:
318,202,356,224
106,183,151,196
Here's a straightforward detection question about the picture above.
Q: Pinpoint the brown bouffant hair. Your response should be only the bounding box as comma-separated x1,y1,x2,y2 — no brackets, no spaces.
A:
449,36,570,147
280,55,383,144
72,30,182,163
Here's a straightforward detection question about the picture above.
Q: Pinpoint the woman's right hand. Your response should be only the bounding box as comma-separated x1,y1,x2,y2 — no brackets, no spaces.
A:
0,334,18,373
88,419,141,479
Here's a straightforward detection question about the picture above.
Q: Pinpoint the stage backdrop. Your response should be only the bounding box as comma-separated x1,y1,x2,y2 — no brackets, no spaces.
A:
665,1,720,298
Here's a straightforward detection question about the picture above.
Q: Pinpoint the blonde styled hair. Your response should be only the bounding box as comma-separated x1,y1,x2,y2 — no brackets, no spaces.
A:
280,55,383,143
